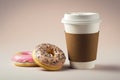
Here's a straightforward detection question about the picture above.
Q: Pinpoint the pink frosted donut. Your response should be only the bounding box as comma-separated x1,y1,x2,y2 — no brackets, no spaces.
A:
12,51,38,67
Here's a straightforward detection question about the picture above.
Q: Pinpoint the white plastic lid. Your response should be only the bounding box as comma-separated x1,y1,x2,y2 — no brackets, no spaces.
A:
61,12,100,24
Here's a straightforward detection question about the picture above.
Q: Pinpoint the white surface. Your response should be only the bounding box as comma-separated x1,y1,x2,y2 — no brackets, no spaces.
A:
0,0,120,80
1,52,120,80
70,61,95,69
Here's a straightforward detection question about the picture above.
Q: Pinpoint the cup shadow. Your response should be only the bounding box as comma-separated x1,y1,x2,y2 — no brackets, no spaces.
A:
39,64,120,72
93,64,120,73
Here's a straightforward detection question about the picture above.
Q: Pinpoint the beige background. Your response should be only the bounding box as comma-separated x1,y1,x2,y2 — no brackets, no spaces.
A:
0,0,120,80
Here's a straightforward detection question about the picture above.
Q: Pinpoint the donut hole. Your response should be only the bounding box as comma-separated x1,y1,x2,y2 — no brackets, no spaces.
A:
46,48,54,56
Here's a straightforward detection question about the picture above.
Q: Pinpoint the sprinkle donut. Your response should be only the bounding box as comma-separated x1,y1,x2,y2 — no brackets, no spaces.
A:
32,43,66,70
12,51,38,67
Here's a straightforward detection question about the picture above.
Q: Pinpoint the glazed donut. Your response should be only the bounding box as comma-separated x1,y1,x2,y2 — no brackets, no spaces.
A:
32,43,66,70
12,51,38,67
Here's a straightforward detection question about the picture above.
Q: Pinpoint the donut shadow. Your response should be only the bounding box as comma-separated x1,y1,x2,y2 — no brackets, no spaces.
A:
61,64,73,71
40,64,72,72
14,65,39,68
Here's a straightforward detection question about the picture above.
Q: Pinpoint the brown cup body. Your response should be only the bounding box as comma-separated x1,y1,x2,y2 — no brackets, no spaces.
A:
65,32,99,62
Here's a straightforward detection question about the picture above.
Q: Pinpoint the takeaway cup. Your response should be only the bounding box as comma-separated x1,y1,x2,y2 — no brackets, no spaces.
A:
61,12,101,69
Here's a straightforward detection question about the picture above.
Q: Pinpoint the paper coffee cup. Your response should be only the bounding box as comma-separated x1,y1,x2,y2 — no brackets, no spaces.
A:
61,12,101,69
